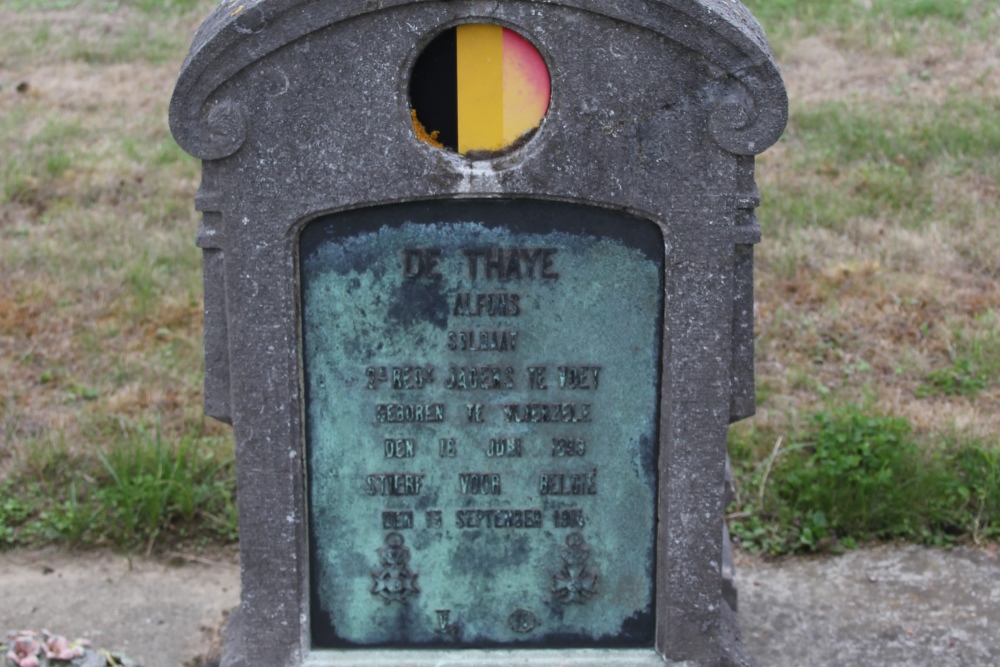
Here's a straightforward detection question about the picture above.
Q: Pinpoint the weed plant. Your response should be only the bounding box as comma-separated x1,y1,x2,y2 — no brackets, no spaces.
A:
917,319,1000,397
0,423,237,550
728,406,1000,555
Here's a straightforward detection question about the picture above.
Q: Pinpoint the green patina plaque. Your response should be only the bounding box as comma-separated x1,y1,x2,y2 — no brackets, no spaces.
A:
301,200,663,649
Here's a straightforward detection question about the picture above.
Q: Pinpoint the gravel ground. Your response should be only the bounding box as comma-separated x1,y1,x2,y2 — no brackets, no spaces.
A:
3,545,998,666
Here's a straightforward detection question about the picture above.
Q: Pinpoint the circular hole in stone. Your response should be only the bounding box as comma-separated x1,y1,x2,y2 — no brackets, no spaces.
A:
409,24,550,157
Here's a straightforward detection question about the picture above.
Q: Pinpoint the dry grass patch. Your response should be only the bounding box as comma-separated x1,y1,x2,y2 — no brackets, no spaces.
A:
1,1,236,550
0,3,204,68
779,29,1000,107
730,1,1000,553
1,1,215,481
754,25,1000,433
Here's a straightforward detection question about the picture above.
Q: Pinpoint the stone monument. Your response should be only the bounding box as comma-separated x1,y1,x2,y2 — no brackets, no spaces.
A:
169,2,786,666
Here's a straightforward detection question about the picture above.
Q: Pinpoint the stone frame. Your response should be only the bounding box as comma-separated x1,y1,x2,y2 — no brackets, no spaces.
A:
170,2,786,666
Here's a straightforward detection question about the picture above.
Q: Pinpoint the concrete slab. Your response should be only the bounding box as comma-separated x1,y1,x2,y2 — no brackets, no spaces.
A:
3,545,998,666
737,545,1000,666
0,549,239,667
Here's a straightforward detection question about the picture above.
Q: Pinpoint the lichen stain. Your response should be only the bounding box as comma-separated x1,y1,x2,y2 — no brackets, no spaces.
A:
451,533,532,578
616,607,656,645
387,280,448,329
411,109,443,149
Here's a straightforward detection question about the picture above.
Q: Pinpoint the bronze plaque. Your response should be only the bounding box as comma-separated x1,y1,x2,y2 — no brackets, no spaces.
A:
301,200,663,649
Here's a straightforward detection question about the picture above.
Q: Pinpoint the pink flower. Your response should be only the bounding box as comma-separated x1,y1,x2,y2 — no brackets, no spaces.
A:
5,630,93,666
7,634,42,667
42,630,86,661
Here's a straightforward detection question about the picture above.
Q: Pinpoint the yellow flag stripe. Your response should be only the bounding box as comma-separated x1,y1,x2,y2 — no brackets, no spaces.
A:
456,24,505,154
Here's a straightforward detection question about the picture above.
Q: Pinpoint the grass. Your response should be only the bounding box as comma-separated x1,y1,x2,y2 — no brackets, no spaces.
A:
0,422,237,551
0,0,206,13
1,0,998,553
0,0,206,67
767,96,1000,234
731,0,1000,553
917,316,1000,397
742,0,996,49
794,98,1000,175
744,0,978,24
728,406,1000,555
0,0,225,552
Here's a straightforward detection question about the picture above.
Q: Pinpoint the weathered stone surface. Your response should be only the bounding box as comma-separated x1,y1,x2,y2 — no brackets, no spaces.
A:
170,2,786,666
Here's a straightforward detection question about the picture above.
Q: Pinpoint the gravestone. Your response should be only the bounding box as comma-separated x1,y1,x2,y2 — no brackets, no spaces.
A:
169,2,786,666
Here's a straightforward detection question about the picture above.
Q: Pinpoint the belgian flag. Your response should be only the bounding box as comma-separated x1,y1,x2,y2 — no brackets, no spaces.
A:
410,25,550,155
